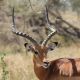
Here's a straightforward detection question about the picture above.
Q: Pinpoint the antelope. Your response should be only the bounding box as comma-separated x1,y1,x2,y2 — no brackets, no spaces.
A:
11,8,80,80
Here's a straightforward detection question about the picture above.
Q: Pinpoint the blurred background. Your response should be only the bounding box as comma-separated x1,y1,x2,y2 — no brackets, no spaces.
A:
0,0,80,80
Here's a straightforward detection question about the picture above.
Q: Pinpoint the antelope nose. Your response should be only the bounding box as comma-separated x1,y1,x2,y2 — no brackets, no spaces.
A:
43,61,50,68
44,61,49,65
43,58,49,63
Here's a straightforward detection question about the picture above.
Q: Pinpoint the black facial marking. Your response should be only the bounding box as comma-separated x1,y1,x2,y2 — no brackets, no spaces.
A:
24,43,28,47
34,51,39,55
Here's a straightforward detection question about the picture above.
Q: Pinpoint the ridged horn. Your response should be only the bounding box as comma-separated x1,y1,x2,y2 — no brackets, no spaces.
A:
42,6,56,46
11,8,39,46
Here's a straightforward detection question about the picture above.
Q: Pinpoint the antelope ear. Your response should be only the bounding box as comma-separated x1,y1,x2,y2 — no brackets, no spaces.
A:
48,42,58,51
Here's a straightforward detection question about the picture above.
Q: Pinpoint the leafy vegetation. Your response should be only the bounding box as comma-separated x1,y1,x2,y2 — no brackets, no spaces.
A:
1,53,9,80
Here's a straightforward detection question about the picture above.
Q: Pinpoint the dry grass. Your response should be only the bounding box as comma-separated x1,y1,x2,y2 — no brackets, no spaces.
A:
4,53,38,80
0,45,80,80
48,44,80,60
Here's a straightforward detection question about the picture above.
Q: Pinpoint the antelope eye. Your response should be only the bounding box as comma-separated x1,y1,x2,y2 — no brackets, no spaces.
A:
34,51,38,55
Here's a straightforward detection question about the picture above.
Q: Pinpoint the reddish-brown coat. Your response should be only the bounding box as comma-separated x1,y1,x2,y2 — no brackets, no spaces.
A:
33,58,80,80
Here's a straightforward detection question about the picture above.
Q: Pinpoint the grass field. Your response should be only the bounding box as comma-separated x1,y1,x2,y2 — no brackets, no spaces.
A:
0,44,80,80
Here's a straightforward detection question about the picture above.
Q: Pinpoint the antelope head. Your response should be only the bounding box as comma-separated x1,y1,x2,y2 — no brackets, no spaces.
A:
11,7,58,68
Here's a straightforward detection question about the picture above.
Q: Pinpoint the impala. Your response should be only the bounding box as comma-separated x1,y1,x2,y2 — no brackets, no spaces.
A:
11,8,80,80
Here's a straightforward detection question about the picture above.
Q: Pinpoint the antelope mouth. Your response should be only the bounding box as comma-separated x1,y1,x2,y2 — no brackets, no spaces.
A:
43,62,50,68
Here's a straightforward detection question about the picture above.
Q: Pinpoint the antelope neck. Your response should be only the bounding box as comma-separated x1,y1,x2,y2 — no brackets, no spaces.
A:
33,55,49,80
